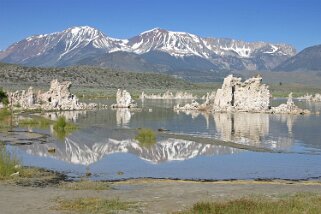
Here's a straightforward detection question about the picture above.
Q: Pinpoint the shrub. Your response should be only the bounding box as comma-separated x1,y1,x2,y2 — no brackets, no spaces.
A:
53,116,77,140
135,128,156,147
53,116,67,131
0,88,8,105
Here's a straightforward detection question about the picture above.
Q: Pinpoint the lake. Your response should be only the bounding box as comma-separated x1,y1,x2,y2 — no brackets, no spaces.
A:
4,99,321,181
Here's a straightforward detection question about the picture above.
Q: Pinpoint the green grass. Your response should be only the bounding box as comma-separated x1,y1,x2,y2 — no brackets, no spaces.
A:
176,193,321,214
53,116,78,140
269,83,321,98
61,180,110,191
19,116,78,140
19,117,52,129
0,146,20,180
0,108,11,120
0,108,12,129
135,128,156,147
56,197,137,214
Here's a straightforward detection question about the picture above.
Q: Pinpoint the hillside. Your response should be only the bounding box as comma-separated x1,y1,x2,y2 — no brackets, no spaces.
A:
0,63,195,91
274,44,321,71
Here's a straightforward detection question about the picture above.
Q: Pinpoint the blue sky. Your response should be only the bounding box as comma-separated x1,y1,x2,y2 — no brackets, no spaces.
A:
0,0,320,51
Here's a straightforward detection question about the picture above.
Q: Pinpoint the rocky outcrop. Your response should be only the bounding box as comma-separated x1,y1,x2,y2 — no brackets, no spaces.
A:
271,93,310,114
174,75,309,114
298,93,321,102
174,100,202,111
174,91,215,111
213,75,271,112
111,89,137,108
140,91,197,100
9,79,97,111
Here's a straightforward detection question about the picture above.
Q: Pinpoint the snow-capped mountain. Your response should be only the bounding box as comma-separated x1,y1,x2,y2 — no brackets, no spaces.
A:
0,26,296,71
127,28,213,58
0,26,128,66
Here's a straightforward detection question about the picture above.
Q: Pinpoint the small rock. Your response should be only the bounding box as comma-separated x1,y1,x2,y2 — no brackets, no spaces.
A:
14,164,21,169
158,128,169,132
10,171,20,177
117,171,124,175
48,147,56,153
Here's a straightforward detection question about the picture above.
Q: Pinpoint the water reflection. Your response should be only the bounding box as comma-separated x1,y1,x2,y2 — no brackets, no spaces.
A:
175,110,210,128
176,110,297,150
214,113,269,144
114,108,132,127
21,135,240,165
271,114,298,135
44,111,87,122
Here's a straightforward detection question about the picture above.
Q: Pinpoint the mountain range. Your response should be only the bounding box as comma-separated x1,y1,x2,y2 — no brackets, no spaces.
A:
0,26,297,73
274,44,321,71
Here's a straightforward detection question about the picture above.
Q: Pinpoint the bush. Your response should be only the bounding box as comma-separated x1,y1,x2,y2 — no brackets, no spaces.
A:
0,88,8,105
53,116,67,131
53,116,77,140
135,128,156,147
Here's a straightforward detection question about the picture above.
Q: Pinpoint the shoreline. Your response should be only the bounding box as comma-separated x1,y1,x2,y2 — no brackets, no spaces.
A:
2,169,321,214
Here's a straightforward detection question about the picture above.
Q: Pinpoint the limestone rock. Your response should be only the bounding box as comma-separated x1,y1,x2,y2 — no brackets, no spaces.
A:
213,75,271,112
140,90,197,100
174,100,201,111
174,92,215,112
9,79,97,111
271,93,310,114
173,75,309,114
111,89,137,108
298,93,321,102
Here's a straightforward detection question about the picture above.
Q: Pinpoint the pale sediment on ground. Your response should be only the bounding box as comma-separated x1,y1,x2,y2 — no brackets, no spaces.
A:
1,178,321,214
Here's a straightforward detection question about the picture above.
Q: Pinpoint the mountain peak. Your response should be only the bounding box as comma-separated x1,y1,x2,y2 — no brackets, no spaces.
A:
63,25,104,39
0,26,297,70
140,27,168,35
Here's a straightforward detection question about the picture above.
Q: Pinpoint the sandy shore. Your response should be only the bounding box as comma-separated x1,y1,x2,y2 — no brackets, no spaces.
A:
2,178,321,214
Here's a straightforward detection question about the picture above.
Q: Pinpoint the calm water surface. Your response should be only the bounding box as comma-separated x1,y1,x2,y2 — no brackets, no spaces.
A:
5,99,321,180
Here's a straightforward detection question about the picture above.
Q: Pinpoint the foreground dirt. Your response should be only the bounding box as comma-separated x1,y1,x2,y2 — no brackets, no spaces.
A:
1,179,321,214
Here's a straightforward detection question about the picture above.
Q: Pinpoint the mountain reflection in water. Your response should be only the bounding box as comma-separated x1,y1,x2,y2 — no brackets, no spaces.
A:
22,135,240,165
19,109,298,166
7,100,321,180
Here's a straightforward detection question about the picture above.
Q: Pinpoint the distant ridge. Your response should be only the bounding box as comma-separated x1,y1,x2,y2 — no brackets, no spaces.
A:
0,26,296,73
274,44,321,71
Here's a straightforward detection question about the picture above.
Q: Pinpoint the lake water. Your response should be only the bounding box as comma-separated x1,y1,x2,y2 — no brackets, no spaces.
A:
4,99,321,181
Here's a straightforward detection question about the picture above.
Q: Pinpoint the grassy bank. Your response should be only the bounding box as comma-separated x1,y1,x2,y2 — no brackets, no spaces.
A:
0,145,19,180
56,197,138,214
176,193,321,214
19,116,78,140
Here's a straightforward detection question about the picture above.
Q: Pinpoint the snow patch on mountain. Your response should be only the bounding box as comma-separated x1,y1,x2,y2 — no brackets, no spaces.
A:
0,25,296,70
